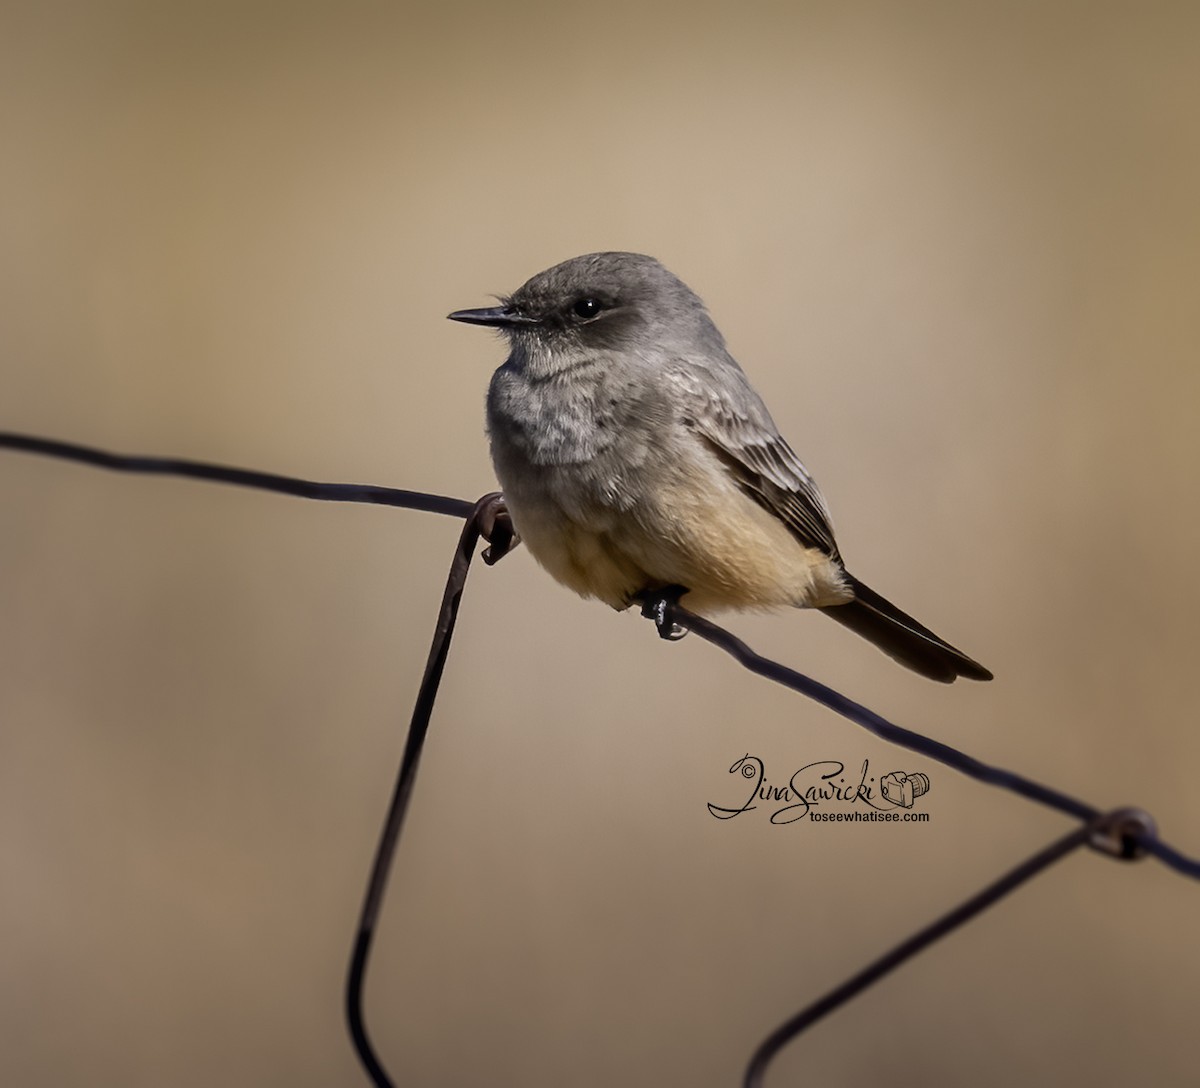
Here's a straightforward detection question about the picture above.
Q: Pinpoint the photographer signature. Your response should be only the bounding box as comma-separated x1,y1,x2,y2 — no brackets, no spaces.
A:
707,754,929,824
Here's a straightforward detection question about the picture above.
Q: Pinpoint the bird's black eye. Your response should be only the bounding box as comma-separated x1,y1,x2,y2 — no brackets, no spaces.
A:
571,297,604,320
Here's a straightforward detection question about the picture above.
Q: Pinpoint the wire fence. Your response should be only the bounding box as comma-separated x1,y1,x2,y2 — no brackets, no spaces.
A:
3,429,1198,1088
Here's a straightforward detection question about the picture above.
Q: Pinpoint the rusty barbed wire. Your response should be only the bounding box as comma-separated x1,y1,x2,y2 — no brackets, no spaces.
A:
2,429,1197,1088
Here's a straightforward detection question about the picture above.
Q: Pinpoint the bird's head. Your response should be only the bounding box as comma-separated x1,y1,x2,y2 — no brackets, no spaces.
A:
448,251,723,377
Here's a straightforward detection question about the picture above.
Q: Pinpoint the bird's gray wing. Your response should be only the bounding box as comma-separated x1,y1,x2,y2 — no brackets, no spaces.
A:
666,360,841,560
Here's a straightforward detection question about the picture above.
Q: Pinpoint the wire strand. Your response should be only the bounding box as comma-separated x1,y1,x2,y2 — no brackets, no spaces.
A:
742,822,1095,1087
0,431,475,518
344,494,504,1087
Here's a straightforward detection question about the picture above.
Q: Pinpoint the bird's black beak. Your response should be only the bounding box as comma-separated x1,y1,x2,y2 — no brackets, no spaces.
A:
447,305,537,329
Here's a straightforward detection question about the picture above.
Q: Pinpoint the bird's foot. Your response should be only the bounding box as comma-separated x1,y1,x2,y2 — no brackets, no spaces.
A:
638,585,690,641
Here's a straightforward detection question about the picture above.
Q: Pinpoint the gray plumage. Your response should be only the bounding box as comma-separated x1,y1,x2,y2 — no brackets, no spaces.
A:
449,251,991,683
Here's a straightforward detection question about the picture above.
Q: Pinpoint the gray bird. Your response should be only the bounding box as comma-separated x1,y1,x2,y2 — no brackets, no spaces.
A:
449,252,991,683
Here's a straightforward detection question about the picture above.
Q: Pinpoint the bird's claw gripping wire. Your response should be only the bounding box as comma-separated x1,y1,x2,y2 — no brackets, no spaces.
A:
475,493,520,566
639,585,691,641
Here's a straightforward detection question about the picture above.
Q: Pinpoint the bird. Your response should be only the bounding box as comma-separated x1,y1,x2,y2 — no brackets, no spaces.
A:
448,251,991,683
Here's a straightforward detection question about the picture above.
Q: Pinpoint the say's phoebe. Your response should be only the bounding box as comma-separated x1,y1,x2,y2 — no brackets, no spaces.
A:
449,252,991,683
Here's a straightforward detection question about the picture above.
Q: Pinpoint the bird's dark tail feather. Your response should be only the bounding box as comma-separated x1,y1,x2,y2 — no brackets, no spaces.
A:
823,573,993,683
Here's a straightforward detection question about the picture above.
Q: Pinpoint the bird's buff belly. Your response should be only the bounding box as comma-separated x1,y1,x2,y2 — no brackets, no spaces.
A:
501,473,850,615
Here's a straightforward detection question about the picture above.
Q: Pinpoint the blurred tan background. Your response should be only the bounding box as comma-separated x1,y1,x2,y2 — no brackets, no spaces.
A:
3,2,1199,1085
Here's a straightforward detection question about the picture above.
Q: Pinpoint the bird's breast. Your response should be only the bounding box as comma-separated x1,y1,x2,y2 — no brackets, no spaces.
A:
487,364,615,465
